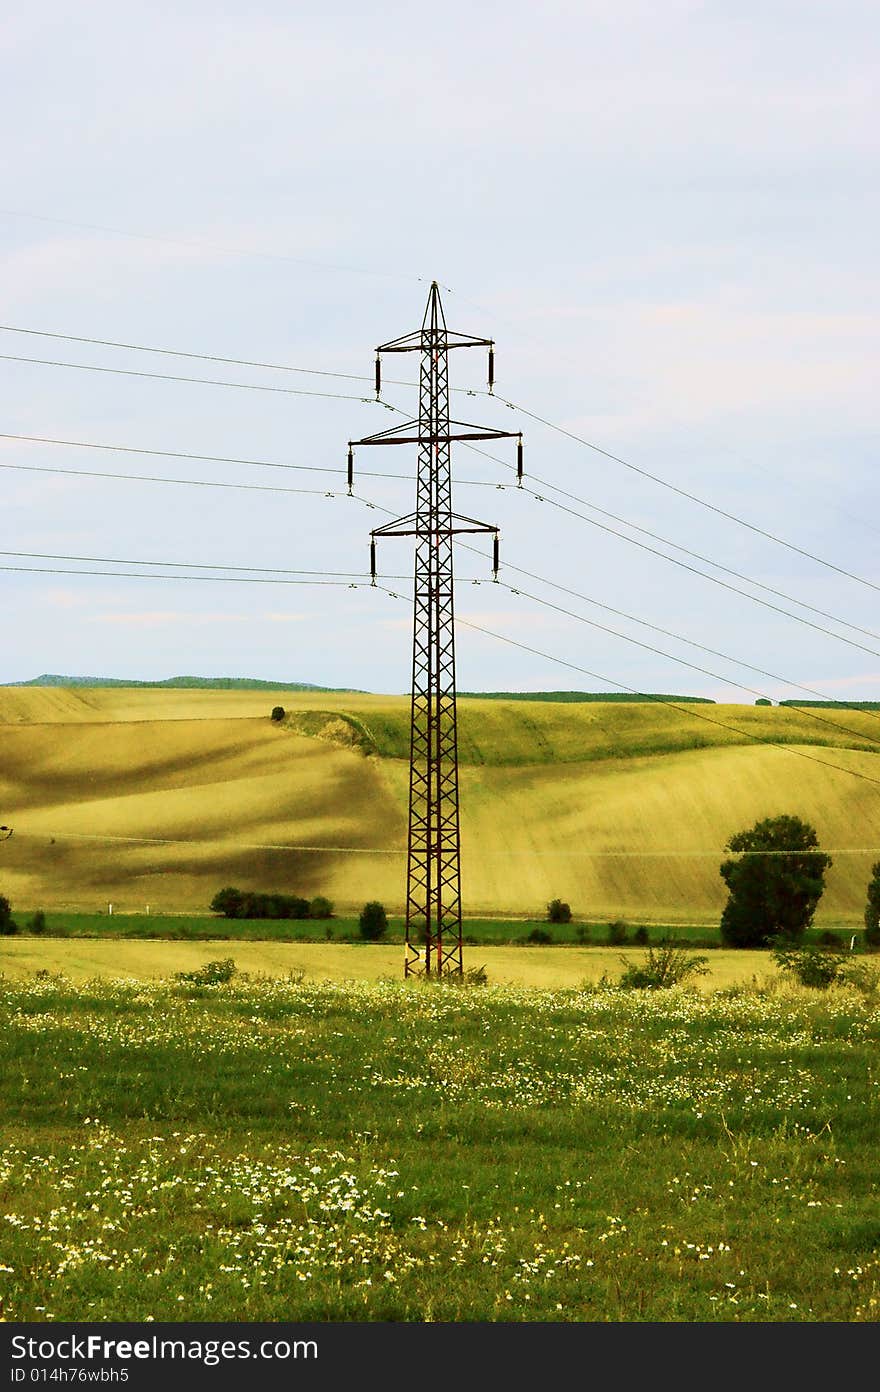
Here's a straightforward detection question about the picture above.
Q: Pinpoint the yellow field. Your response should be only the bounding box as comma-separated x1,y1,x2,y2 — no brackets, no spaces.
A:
0,937,775,992
2,685,880,922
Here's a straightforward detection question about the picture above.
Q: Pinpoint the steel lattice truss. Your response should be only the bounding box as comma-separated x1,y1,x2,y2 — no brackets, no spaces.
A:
349,283,521,976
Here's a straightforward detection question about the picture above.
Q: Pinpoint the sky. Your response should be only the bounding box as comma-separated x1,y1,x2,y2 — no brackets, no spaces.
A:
1,0,878,700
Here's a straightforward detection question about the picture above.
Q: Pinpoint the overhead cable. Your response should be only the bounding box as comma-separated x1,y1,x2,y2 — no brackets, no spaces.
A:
373,586,880,792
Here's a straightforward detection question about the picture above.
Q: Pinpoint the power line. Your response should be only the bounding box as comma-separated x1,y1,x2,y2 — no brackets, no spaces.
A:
0,564,367,586
0,324,492,398
0,460,356,497
8,439,879,715
491,579,880,753
7,426,879,732
7,552,880,787
9,449,880,717
0,352,375,402
0,548,411,579
12,423,875,670
459,425,880,644
497,395,880,598
373,586,880,791
456,538,880,731
439,283,880,543
519,478,880,637
12,526,878,747
0,324,386,385
8,322,874,609
462,437,880,660
517,483,880,659
380,395,880,649
4,541,875,747
4,315,874,595
0,430,501,487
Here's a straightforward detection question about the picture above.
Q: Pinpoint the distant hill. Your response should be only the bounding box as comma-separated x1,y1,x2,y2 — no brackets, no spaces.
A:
459,690,716,704
13,674,362,692
11,678,715,701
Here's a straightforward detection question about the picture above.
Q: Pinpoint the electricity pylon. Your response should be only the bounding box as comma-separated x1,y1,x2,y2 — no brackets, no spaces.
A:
348,282,523,976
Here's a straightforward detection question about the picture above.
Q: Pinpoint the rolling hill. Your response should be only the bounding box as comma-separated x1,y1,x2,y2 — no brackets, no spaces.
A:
1,685,880,923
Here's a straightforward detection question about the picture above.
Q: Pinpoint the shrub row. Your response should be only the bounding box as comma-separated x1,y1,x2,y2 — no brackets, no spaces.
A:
209,888,334,920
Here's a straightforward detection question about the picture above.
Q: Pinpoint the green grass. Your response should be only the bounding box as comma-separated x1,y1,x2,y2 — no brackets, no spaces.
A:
4,910,869,951
1,970,878,1322
348,699,880,766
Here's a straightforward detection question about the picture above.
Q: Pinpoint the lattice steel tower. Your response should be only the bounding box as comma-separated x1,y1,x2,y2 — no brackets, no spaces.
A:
348,282,522,976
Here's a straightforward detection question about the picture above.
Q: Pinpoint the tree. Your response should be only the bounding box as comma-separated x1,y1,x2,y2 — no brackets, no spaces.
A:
271,706,285,722
210,887,244,919
864,861,880,949
719,815,832,948
547,898,571,924
359,901,388,941
309,895,334,920
0,894,18,935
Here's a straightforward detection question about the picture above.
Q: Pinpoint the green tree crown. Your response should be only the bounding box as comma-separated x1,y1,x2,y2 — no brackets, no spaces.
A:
719,815,832,949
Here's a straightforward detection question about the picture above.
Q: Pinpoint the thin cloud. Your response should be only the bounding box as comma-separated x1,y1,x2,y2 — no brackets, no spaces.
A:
89,611,254,628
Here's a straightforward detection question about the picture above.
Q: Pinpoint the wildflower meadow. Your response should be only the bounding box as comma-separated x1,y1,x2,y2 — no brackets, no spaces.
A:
1,968,878,1322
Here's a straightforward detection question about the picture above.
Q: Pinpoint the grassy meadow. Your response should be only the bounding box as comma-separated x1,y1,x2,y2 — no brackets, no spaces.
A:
2,685,880,923
1,966,879,1323
0,937,781,990
1,909,868,957
3,687,879,1324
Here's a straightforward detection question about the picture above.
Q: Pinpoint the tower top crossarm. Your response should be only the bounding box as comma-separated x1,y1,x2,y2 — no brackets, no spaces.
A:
377,329,494,354
348,282,523,487
375,282,493,355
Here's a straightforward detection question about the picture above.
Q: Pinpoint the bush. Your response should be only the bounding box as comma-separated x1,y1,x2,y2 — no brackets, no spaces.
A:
271,706,285,722
0,895,18,936
309,895,334,920
525,928,553,944
464,964,488,986
720,815,832,948
209,887,312,920
28,910,47,935
547,898,571,924
632,926,650,945
818,930,844,949
606,919,628,946
359,901,388,941
864,861,880,949
772,943,843,990
251,893,309,920
618,945,709,991
575,925,591,944
174,958,237,986
755,698,772,706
